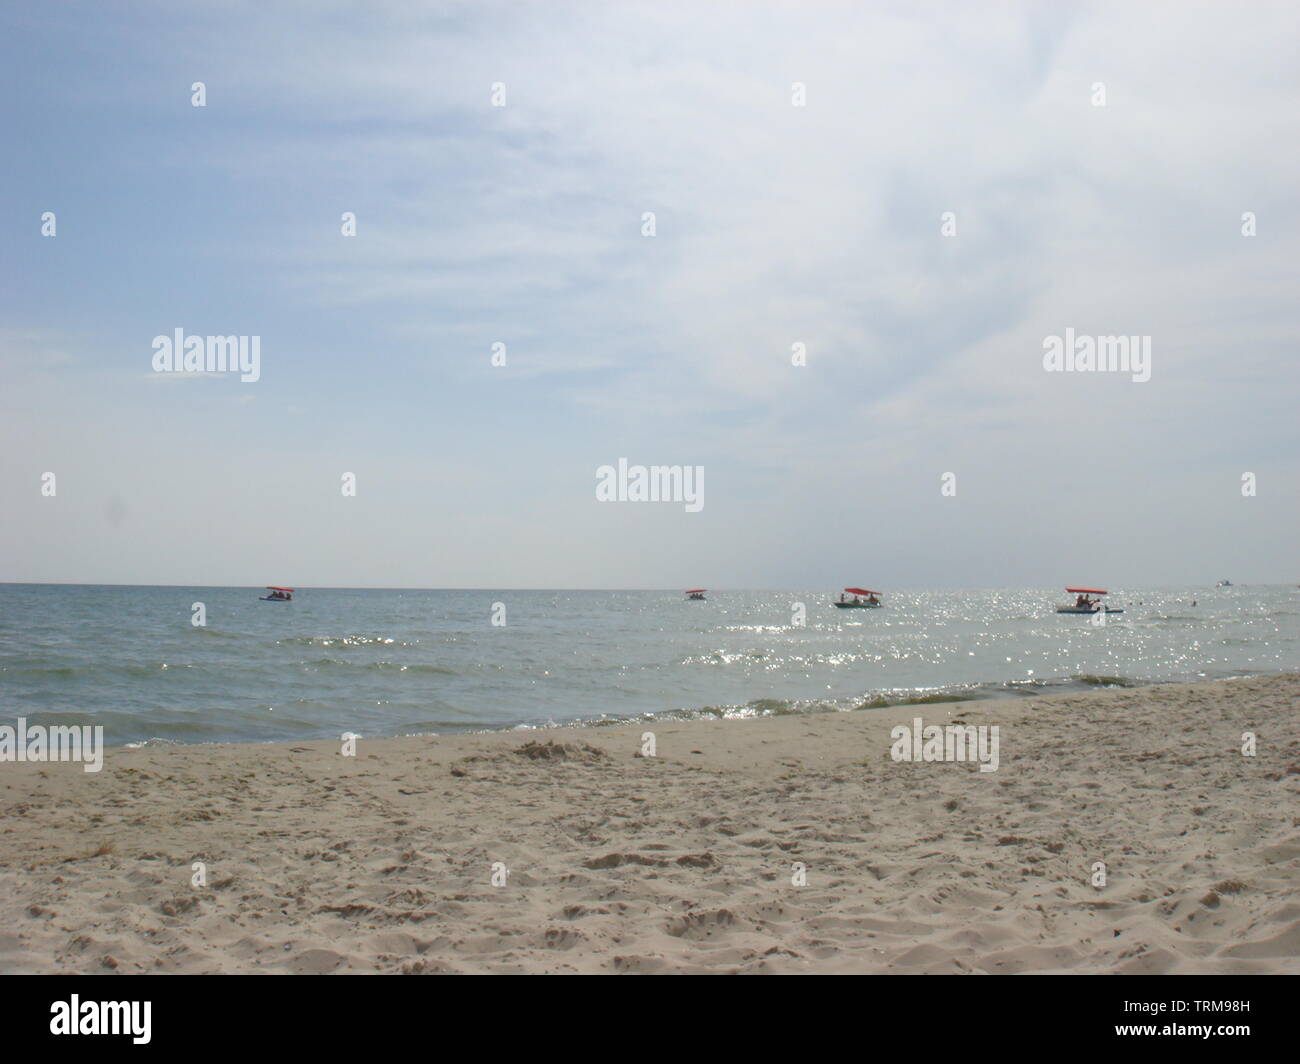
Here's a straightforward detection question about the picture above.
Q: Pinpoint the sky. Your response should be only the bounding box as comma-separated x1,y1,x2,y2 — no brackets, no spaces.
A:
1,0,1297,589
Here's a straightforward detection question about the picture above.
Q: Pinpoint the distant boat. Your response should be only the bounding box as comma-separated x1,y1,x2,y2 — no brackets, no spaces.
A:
685,589,707,601
1216,579,1232,587
834,587,881,609
1056,586,1122,614
260,586,294,602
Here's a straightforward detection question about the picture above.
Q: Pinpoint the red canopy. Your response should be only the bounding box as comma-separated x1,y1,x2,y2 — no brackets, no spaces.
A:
1064,587,1107,595
266,586,295,592
684,589,706,594
844,588,879,595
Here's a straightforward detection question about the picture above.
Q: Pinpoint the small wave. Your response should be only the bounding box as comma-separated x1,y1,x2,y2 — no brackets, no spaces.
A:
697,699,830,720
0,662,197,679
857,691,982,709
613,697,835,723
301,658,457,675
679,648,775,666
278,634,409,648
1070,674,1142,688
0,664,84,678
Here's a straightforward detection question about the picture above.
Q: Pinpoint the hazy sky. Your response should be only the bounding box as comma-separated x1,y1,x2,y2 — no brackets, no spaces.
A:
2,1,1296,589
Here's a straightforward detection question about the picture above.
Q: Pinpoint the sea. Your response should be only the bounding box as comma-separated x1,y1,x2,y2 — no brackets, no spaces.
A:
1,584,1296,747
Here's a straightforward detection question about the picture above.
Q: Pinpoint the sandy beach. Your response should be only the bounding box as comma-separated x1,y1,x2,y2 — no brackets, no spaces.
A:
1,674,1297,974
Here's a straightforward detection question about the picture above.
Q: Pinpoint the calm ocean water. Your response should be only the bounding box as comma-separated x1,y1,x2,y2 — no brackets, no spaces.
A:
1,584,1296,746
